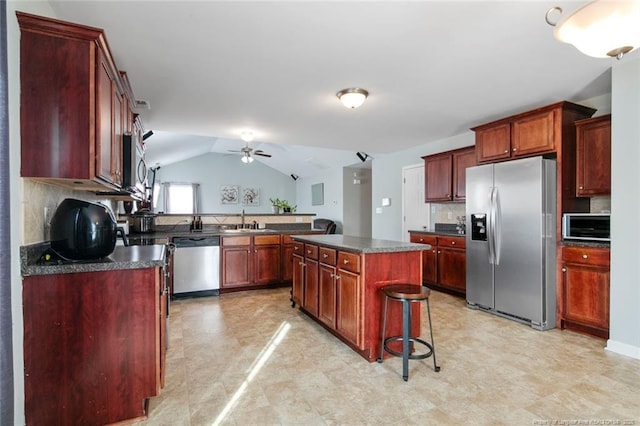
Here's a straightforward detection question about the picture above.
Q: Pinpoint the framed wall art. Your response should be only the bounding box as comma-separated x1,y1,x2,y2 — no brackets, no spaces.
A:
242,187,260,206
220,185,239,204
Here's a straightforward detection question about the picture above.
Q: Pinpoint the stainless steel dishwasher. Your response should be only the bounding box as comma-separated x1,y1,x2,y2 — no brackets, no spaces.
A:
172,236,220,298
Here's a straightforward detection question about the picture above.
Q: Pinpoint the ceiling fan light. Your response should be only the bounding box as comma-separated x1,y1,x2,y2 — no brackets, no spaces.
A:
241,154,254,164
553,0,640,59
240,131,254,142
336,88,369,109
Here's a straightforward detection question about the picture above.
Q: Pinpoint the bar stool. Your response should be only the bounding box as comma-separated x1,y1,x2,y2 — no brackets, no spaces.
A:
377,284,440,381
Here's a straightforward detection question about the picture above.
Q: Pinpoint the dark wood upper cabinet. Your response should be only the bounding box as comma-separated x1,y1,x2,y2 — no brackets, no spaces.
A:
17,12,132,191
575,114,611,197
472,101,596,165
423,146,475,202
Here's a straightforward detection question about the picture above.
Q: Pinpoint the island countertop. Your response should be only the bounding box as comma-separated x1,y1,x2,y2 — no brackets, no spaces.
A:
290,234,431,253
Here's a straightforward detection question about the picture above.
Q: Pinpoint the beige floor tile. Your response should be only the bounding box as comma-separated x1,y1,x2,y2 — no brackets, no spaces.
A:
135,287,640,426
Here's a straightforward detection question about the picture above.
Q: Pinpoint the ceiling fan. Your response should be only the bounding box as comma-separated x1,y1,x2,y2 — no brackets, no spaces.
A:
228,143,272,163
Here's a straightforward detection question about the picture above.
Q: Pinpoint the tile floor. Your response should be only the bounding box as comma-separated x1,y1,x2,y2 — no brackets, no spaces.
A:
137,287,640,425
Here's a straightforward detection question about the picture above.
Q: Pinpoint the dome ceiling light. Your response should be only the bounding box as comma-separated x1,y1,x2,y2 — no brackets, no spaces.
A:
336,88,369,109
545,1,640,60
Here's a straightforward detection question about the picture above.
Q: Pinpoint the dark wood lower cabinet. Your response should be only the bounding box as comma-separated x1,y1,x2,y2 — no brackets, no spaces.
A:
291,240,422,362
560,245,610,338
23,267,165,425
409,232,466,296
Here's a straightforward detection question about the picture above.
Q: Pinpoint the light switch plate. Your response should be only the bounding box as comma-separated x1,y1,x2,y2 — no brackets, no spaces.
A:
382,198,391,207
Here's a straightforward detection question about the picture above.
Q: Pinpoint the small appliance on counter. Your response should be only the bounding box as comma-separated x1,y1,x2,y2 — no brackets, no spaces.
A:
49,198,127,260
131,210,156,233
562,213,610,242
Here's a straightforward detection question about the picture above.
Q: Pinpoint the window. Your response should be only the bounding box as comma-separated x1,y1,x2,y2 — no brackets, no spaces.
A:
162,182,199,214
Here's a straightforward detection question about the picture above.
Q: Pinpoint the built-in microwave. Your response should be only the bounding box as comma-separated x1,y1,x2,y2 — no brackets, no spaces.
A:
122,133,147,193
562,213,610,242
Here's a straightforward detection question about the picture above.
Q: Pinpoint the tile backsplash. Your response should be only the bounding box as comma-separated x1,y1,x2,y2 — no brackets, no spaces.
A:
23,179,116,245
430,203,465,229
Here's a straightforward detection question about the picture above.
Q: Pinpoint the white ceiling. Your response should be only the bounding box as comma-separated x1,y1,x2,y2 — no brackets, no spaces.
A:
47,1,626,177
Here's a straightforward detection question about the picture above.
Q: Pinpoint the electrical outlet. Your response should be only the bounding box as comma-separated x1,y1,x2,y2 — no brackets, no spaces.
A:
43,207,53,239
448,211,453,220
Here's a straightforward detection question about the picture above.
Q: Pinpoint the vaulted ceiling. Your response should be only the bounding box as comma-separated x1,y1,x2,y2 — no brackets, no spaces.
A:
48,1,623,177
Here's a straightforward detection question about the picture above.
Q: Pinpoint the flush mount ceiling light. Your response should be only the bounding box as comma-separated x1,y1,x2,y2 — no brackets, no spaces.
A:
240,131,254,142
336,88,369,109
545,1,640,59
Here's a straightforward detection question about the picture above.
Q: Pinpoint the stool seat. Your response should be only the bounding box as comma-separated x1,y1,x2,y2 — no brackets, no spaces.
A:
382,284,431,301
378,283,440,381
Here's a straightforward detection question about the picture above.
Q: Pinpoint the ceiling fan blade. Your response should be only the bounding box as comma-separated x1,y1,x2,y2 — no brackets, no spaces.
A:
254,151,272,158
227,149,243,153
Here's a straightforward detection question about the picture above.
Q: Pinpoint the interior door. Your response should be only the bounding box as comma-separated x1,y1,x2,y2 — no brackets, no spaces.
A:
402,164,430,242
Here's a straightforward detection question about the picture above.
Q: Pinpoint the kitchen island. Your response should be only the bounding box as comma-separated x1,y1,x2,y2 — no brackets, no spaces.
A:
290,235,431,362
20,244,168,425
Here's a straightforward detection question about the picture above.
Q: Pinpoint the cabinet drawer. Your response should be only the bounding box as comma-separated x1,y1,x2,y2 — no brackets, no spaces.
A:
338,251,361,274
304,244,319,260
438,236,466,249
319,247,337,265
282,234,295,244
222,236,251,246
562,246,610,267
254,235,281,245
410,233,437,245
292,242,304,255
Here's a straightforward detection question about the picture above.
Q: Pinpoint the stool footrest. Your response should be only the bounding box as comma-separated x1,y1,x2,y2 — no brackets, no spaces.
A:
383,336,433,360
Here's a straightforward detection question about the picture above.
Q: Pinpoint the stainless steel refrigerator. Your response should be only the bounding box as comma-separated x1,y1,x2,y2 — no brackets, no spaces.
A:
466,156,556,330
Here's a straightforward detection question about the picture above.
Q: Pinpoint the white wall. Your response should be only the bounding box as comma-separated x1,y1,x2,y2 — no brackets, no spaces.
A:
607,56,640,359
296,166,343,232
342,166,372,237
371,132,474,240
153,152,297,214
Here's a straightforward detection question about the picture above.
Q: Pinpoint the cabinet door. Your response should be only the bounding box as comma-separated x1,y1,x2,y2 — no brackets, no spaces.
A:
437,247,466,294
452,147,476,201
423,247,438,285
303,259,319,315
97,52,114,184
221,246,251,288
112,85,124,186
424,153,453,202
475,123,511,163
254,245,281,285
318,264,337,327
292,254,304,306
562,262,610,334
281,243,295,282
576,115,611,196
511,109,555,157
336,269,362,348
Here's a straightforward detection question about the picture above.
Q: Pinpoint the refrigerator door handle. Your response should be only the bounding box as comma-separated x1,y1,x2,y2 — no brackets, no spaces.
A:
493,187,502,265
488,187,496,265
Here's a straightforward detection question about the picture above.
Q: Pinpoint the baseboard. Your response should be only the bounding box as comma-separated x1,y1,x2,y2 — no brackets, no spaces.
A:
605,339,640,360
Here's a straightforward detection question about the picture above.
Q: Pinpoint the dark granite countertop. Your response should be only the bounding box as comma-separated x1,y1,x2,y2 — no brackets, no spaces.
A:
129,227,324,241
21,243,166,276
290,235,431,253
408,229,466,237
560,239,610,249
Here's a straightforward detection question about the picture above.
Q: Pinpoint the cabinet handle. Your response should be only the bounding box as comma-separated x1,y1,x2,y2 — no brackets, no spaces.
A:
562,267,567,272
255,250,258,253
343,259,349,264
323,253,328,258
579,186,584,190
512,148,517,152
582,254,588,259
503,150,509,153
300,262,306,268
335,275,341,280
419,238,423,242
307,250,312,254
294,246,299,251
432,250,436,253
451,241,456,245
437,250,441,254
